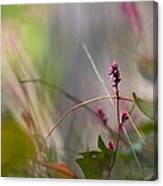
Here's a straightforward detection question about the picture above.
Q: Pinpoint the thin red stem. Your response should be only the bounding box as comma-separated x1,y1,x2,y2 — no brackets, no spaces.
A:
106,86,121,179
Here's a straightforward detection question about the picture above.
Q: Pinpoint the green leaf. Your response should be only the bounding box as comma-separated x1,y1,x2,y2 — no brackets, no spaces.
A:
133,92,154,120
137,121,155,135
2,113,37,176
76,136,113,179
97,135,107,151
76,151,111,179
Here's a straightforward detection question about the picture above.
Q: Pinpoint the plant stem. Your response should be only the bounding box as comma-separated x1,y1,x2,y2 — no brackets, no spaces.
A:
82,43,114,106
45,95,133,141
106,87,121,179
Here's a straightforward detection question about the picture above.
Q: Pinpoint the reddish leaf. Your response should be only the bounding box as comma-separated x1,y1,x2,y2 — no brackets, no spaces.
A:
40,161,76,178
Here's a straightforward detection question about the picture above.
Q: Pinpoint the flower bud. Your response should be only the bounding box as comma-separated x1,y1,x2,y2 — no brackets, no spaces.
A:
108,141,115,150
95,107,108,126
108,61,121,88
121,112,129,123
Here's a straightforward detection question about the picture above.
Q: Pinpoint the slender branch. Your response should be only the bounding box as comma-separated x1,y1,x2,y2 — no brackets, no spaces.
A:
107,132,121,179
128,103,135,114
19,78,101,116
19,79,83,104
128,114,145,144
106,87,121,179
116,89,120,125
82,43,114,106
45,95,115,141
18,79,133,105
45,95,133,141
122,126,142,170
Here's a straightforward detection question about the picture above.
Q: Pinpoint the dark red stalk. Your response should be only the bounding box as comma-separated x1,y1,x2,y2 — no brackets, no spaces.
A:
106,62,123,179
106,86,121,179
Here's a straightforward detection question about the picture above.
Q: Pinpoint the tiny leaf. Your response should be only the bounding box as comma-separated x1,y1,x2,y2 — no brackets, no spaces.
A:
97,135,107,151
133,92,154,120
76,136,113,179
40,162,76,179
76,151,111,179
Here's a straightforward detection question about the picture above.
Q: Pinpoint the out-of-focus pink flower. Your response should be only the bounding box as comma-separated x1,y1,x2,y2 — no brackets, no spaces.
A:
108,141,115,150
95,107,108,126
121,111,129,123
121,2,142,34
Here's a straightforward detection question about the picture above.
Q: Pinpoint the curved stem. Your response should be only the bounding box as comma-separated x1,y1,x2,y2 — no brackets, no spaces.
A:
19,78,132,144
46,95,115,141
45,95,133,141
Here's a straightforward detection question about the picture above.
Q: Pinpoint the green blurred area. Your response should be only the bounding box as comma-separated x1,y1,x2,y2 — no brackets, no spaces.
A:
2,4,64,106
2,5,48,69
1,5,64,177
2,5,24,20
2,112,37,177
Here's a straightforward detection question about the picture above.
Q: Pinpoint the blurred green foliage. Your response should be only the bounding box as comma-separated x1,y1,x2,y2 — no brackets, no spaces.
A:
133,92,154,120
137,56,154,82
2,112,37,177
138,121,154,135
76,135,113,179
2,5,24,20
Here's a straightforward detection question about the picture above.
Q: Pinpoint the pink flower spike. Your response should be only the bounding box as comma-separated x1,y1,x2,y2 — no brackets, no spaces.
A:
108,61,121,88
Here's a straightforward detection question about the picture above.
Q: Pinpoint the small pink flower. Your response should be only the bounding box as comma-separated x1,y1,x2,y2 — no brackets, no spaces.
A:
108,141,115,150
121,111,129,123
95,107,108,126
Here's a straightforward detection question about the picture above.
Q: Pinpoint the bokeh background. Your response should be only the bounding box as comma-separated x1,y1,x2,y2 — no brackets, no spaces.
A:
1,2,157,179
